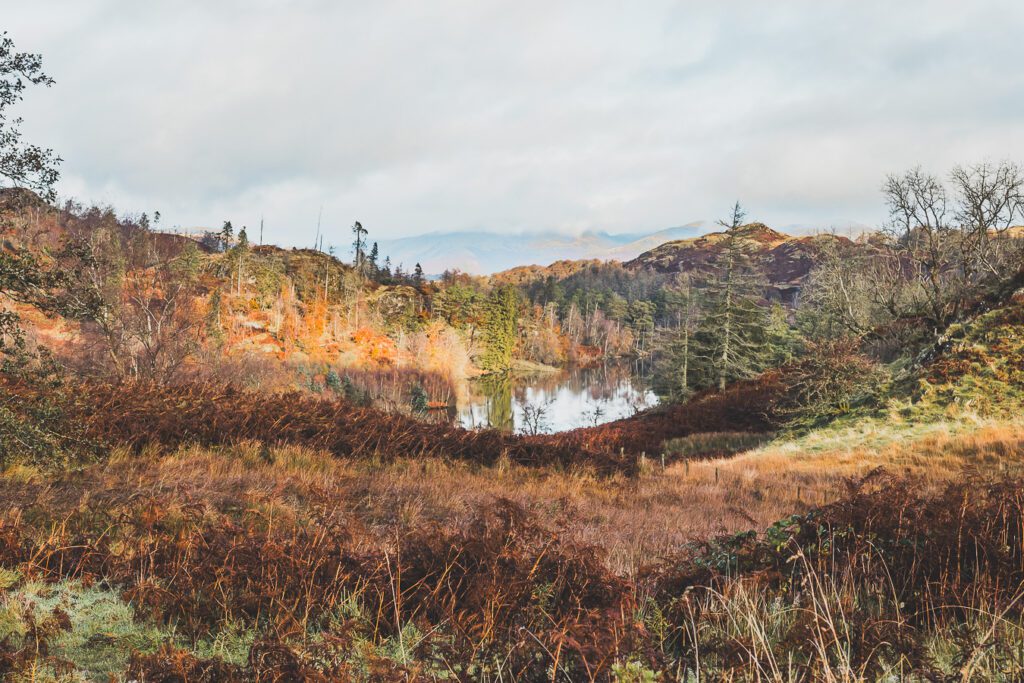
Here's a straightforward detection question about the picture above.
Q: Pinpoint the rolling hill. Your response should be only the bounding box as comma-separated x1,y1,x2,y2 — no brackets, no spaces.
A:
625,222,865,298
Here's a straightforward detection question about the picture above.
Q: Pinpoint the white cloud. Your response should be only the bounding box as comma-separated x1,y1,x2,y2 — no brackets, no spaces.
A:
7,0,1024,245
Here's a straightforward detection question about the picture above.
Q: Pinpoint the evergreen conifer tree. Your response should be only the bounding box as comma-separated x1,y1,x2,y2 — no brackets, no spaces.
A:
368,242,379,278
480,285,520,372
219,221,234,252
690,204,771,390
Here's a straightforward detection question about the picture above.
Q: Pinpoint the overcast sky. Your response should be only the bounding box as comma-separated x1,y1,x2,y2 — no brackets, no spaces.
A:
6,1,1024,246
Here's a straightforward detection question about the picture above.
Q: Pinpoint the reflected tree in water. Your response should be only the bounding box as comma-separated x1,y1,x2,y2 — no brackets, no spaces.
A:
478,373,514,432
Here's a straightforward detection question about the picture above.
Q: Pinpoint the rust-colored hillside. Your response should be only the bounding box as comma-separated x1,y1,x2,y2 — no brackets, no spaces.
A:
489,258,609,287
625,222,861,290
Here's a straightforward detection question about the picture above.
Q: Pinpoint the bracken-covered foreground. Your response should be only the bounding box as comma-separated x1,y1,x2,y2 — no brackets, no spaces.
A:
1,417,1023,681
0,280,1021,681
3,296,1024,680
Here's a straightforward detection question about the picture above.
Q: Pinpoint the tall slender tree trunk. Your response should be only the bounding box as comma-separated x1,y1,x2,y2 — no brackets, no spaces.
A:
720,266,733,391
682,323,689,394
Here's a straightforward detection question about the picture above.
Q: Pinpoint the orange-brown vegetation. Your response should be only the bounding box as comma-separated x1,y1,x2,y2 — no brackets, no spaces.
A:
48,379,632,474
490,259,609,287
2,427,1022,679
625,222,862,293
21,365,800,477
1,193,487,397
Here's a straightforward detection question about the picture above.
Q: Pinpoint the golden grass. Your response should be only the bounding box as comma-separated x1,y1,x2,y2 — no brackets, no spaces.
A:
14,414,1015,577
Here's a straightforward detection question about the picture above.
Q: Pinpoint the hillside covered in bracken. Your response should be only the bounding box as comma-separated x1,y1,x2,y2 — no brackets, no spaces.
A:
623,222,868,300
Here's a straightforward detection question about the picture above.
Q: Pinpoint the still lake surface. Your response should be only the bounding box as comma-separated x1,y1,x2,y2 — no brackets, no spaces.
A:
456,362,659,434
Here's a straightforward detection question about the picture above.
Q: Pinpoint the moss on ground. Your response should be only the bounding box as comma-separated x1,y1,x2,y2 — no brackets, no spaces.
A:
0,576,171,680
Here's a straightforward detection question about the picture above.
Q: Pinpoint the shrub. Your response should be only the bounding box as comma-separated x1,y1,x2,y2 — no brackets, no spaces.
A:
408,383,428,414
773,338,889,429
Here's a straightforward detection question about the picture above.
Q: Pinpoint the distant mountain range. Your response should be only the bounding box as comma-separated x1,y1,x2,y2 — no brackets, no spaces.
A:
373,224,715,275
372,220,873,275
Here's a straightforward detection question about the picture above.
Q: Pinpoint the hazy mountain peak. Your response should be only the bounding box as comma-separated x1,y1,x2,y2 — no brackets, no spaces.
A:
373,224,713,274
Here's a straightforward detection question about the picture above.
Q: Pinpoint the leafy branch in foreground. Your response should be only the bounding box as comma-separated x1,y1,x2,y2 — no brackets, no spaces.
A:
0,31,72,465
0,31,60,200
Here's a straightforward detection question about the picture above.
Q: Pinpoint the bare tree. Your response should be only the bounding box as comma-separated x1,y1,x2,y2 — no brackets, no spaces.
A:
950,161,1024,282
520,399,551,435
800,234,878,338
351,221,368,273
120,250,204,381
54,222,205,382
880,167,958,331
877,164,1024,334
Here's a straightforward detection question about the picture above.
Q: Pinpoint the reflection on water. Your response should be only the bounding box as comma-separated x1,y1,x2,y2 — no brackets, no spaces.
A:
457,363,658,434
